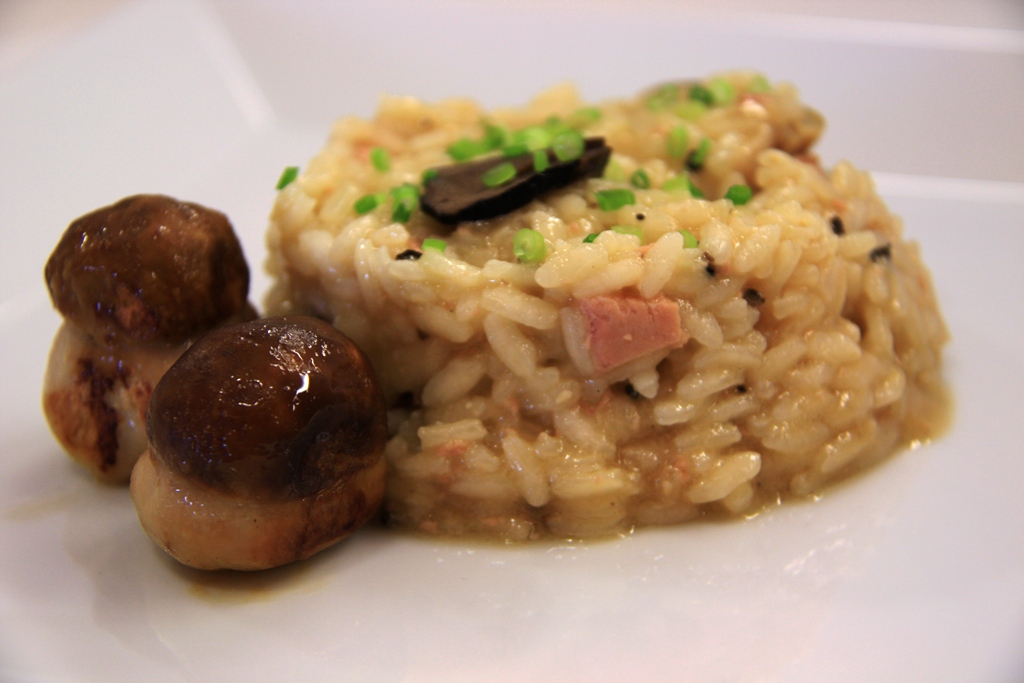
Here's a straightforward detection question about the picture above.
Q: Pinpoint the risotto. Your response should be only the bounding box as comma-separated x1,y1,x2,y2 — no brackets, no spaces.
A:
264,72,949,540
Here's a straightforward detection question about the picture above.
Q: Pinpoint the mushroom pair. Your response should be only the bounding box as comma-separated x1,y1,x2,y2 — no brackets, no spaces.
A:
43,195,387,570
43,194,254,482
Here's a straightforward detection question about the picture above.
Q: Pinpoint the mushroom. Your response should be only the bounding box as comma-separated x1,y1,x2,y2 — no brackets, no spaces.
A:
42,194,253,483
129,315,388,571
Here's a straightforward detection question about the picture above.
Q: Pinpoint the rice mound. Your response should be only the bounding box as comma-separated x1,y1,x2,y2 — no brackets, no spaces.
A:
264,72,949,540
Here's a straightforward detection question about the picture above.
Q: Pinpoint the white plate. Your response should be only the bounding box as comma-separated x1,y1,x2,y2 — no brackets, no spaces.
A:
2,2,1023,681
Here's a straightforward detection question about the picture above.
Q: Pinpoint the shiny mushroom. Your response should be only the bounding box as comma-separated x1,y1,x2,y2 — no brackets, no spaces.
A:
42,194,253,483
129,316,388,571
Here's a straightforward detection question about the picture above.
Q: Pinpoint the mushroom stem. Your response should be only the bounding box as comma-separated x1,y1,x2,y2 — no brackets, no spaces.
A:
42,322,186,483
131,448,386,571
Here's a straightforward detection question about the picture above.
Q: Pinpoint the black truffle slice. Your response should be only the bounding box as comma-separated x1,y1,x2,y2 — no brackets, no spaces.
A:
420,138,611,225
869,244,892,263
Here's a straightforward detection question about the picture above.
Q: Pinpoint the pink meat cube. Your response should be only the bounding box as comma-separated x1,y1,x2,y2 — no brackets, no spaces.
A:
562,295,688,376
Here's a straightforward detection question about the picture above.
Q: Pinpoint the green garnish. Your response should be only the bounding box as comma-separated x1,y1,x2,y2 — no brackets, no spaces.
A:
646,83,680,111
689,84,714,106
503,143,529,157
390,183,419,222
568,107,602,128
422,168,439,184
484,123,507,149
520,126,552,151
582,233,599,244
422,238,447,252
686,137,711,171
667,125,689,159
447,137,491,162
724,184,753,205
551,129,585,162
675,100,708,121
680,229,699,249
708,78,736,106
447,124,506,162
543,115,572,138
612,225,644,242
370,147,390,172
276,166,299,190
354,193,385,215
512,228,547,263
630,169,651,189
662,175,691,195
603,158,625,182
533,150,550,173
482,161,517,188
595,188,636,211
748,74,771,93
663,175,705,198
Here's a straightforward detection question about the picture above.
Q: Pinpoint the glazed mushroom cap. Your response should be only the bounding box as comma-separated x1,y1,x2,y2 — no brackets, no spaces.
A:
45,194,250,345
130,315,388,570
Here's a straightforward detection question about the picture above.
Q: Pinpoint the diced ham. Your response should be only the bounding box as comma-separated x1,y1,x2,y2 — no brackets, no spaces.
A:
561,295,688,376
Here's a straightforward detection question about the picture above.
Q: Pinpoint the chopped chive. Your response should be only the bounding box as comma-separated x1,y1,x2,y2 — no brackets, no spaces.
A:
661,175,691,195
483,123,507,149
521,126,552,151
688,178,705,199
422,238,446,252
370,147,390,172
686,137,712,171
582,233,599,244
448,138,484,161
708,78,736,106
392,203,414,223
667,125,689,159
390,183,419,222
276,166,299,190
724,184,753,205
646,83,680,111
595,188,636,211
675,100,708,121
446,124,505,163
512,228,547,263
505,128,525,147
544,115,571,137
630,169,651,189
533,149,550,173
391,183,418,199
688,84,714,106
612,225,644,242
551,129,585,162
680,229,699,249
482,161,517,188
503,143,529,157
748,74,771,93
568,107,602,128
421,168,439,184
603,158,625,182
354,192,385,215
